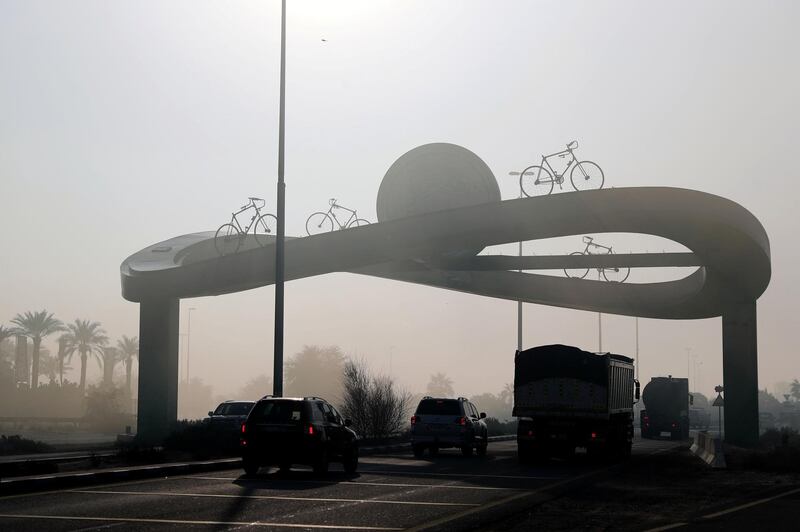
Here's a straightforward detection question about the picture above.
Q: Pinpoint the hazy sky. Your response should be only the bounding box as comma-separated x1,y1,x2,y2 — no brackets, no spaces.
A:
2,1,798,402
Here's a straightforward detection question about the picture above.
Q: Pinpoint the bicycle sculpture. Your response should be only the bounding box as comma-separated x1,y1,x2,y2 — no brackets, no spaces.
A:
214,197,278,256
518,140,604,197
564,236,630,283
305,198,370,236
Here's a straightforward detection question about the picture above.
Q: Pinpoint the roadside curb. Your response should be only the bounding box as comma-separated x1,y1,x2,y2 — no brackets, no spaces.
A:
360,434,515,455
0,434,516,496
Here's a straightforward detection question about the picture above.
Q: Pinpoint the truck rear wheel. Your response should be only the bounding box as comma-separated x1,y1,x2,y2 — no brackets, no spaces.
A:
518,443,535,464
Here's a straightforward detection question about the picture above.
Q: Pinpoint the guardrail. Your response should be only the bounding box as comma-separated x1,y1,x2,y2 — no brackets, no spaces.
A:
690,430,726,469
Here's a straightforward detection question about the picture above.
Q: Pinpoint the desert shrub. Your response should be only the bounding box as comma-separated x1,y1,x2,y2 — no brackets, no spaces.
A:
84,385,132,433
340,359,412,441
0,434,53,455
163,420,240,458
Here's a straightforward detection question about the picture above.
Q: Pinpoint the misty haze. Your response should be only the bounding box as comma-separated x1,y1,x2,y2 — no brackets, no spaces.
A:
1,1,798,531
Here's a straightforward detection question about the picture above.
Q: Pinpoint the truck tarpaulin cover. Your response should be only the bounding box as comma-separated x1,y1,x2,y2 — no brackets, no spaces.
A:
515,345,608,387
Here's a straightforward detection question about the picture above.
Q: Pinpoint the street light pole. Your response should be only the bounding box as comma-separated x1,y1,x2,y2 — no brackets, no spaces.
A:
598,270,603,352
186,307,196,384
273,0,287,397
635,316,639,381
508,171,525,352
685,347,692,391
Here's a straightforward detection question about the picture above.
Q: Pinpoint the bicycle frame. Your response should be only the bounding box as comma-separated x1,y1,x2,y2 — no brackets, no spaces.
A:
230,200,265,234
327,202,357,229
539,147,577,186
584,240,613,256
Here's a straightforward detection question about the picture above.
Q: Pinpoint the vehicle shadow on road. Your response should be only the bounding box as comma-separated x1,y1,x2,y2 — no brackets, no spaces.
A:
231,468,361,491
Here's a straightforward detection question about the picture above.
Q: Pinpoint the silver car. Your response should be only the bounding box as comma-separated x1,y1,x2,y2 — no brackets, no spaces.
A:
410,397,488,457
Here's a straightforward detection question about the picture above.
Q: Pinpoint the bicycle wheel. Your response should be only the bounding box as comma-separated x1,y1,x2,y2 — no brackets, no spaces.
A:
564,251,589,279
306,212,334,236
570,161,604,191
519,165,554,197
347,218,370,228
602,252,630,283
214,223,241,256
253,213,278,247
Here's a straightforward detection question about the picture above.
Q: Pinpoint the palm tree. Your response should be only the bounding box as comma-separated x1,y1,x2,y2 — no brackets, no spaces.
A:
11,311,64,389
100,346,123,387
0,326,14,381
116,336,139,395
56,335,69,386
0,326,13,357
62,319,108,392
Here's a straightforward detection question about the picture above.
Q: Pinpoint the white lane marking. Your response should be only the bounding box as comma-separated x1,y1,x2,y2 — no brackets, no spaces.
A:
359,469,562,481
643,523,688,532
189,476,518,491
0,514,402,530
405,463,620,531
643,485,800,531
701,486,800,519
70,489,479,507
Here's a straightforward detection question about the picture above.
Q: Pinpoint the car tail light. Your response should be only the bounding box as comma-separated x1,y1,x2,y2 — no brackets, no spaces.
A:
241,423,247,434
671,422,677,428
456,417,466,426
591,432,598,439
411,416,418,425
240,438,247,446
307,425,315,436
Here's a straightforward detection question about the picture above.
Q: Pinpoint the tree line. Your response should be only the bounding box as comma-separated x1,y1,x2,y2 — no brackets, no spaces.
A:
0,310,138,395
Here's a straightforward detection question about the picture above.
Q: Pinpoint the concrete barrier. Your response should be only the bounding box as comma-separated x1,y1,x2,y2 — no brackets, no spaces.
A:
690,431,726,469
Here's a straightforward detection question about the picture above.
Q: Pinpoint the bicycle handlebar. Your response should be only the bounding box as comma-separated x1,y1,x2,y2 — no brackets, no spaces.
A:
329,198,338,207
582,235,594,244
567,140,578,149
241,197,265,209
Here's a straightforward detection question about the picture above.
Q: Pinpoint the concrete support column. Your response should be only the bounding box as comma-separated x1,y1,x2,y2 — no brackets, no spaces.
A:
137,298,179,444
722,301,759,447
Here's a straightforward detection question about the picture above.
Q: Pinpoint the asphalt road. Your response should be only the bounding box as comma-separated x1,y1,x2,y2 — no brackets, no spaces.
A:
0,439,679,531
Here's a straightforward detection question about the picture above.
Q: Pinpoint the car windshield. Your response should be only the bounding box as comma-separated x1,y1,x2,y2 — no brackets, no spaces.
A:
416,399,460,416
250,400,304,424
213,402,253,416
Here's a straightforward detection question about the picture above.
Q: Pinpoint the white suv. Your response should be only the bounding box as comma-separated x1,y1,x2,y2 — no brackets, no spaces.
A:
410,397,488,457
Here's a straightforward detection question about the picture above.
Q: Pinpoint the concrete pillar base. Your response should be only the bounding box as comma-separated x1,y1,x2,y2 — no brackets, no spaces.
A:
136,298,179,445
722,301,759,447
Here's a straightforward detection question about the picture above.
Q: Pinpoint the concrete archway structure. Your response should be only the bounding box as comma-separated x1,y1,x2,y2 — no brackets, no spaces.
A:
121,145,770,445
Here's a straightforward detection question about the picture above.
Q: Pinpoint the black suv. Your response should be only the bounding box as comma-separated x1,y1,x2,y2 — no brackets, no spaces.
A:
205,400,255,429
240,396,358,476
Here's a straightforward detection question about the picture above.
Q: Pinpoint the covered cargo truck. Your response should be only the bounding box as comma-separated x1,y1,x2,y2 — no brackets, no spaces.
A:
513,344,639,462
640,376,691,439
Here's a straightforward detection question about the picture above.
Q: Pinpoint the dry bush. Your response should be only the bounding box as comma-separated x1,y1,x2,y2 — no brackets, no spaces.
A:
340,359,412,440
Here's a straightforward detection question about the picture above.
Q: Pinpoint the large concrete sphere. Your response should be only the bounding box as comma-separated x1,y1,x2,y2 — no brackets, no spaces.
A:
376,143,501,223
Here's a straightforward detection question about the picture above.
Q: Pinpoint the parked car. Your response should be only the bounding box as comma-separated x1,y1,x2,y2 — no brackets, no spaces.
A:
205,400,255,430
410,396,488,457
240,396,358,476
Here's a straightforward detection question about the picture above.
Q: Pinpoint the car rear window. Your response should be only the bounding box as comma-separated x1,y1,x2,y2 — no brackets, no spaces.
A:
249,400,304,424
214,402,254,416
416,399,460,416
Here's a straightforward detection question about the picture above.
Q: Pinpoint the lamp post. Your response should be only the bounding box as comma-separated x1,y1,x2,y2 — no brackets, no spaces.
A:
273,0,287,397
686,347,698,392
598,270,603,352
186,307,196,384
634,316,639,381
507,171,529,352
